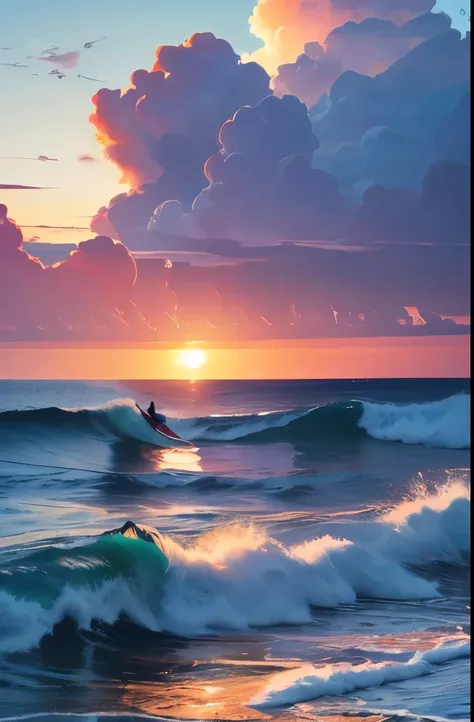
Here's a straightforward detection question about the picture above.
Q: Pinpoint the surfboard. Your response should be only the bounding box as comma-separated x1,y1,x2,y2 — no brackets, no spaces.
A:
135,404,193,448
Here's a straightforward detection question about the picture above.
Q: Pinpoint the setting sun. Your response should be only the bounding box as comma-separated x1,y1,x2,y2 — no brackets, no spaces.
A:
176,349,207,370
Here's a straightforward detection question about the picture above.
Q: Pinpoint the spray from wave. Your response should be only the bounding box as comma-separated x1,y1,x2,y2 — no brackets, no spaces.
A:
0,483,469,653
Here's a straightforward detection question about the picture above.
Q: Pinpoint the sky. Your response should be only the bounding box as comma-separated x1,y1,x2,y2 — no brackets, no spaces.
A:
0,337,469,380
0,0,469,233
1,0,258,231
0,0,470,370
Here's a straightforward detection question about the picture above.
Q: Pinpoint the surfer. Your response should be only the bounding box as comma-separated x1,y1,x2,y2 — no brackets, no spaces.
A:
147,401,167,424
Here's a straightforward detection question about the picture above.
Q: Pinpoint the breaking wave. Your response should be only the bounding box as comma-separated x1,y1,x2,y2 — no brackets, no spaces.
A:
0,483,469,653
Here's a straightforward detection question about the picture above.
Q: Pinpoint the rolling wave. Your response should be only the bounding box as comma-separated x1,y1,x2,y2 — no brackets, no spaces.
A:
193,393,470,449
0,393,469,452
0,399,168,447
0,532,169,653
0,483,469,653
249,639,471,708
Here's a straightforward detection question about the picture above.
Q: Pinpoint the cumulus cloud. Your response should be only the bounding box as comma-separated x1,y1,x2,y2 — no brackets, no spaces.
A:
143,45,470,246
311,28,470,146
352,160,470,244
0,205,45,334
146,94,354,243
89,10,469,252
272,12,452,106
0,204,150,339
88,32,270,244
434,88,470,164
310,28,470,194
3,6,463,341
89,32,270,189
247,0,435,73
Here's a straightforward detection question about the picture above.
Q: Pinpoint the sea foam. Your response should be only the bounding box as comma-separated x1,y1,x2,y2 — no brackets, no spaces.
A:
249,639,471,707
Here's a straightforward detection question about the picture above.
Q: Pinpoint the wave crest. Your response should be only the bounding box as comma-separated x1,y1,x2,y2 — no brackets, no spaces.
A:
0,393,469,452
192,394,470,449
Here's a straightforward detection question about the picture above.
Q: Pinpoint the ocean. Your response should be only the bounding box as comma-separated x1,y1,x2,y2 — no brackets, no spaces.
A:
0,379,470,722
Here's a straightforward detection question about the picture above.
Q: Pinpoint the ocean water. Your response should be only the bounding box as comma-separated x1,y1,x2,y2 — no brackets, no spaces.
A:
0,378,470,722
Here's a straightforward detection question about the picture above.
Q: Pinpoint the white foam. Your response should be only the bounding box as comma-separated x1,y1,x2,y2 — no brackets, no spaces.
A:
359,394,470,449
157,483,469,634
249,640,471,708
381,482,471,564
0,579,160,653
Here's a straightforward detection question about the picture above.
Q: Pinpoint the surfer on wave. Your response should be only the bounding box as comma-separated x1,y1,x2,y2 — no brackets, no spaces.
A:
147,400,167,424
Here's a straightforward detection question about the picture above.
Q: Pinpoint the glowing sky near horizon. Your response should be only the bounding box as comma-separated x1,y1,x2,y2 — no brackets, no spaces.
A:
0,337,469,380
0,0,469,240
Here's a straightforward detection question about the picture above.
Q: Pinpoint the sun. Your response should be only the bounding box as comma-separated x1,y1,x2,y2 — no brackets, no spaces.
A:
177,349,207,370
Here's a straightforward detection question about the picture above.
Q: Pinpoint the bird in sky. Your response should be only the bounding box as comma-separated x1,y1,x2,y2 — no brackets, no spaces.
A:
84,37,106,49
77,73,105,82
0,61,28,67
40,46,59,56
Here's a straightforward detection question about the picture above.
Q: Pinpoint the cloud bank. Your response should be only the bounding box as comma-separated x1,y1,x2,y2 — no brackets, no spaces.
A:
247,0,436,73
89,32,270,191
0,5,470,341
90,24,469,247
0,206,150,339
272,11,452,106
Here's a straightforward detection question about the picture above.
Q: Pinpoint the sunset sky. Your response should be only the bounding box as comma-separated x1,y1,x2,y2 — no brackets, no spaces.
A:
0,0,469,238
0,0,470,368
0,336,469,379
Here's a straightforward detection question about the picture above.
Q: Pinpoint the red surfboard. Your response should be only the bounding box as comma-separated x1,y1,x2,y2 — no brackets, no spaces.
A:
136,404,193,447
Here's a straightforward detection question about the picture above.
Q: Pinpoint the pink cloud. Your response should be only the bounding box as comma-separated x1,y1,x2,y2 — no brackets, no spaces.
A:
38,51,80,68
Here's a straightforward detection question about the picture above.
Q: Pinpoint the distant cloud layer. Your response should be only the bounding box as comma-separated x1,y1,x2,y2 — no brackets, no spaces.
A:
0,184,54,190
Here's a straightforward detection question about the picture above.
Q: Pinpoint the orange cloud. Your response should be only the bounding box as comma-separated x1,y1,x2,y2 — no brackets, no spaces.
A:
246,0,435,73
